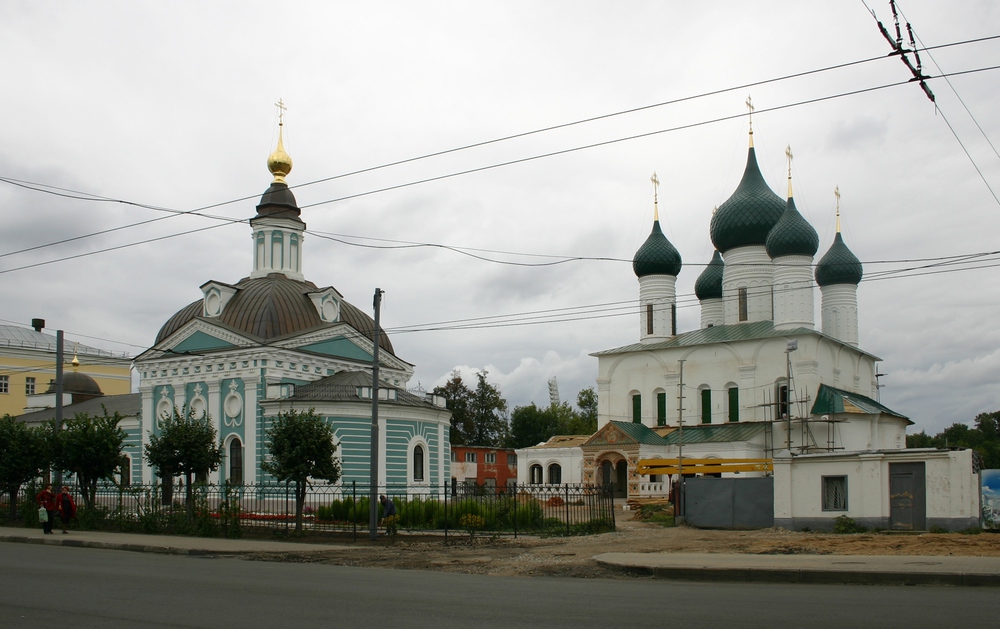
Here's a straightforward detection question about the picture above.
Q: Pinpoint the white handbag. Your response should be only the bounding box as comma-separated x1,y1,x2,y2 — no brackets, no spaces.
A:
38,507,48,523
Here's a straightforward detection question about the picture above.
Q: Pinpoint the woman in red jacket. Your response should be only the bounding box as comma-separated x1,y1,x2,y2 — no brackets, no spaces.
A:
57,486,76,534
36,484,56,535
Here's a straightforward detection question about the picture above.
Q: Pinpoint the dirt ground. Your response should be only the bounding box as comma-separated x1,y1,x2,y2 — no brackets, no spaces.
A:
245,510,1000,579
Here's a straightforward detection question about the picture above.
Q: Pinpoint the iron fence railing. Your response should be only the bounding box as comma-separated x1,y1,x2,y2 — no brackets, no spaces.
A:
3,481,616,541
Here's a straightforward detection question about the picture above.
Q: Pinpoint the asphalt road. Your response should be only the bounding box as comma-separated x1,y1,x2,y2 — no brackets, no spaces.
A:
1,544,997,628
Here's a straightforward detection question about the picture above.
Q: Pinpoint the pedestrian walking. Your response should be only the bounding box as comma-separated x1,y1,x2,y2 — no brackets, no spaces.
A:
36,484,56,535
57,486,76,534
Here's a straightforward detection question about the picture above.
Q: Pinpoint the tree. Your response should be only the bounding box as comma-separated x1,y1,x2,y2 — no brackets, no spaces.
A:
144,407,223,515
50,409,126,510
261,409,340,533
575,387,598,434
469,371,509,447
0,415,49,519
906,410,1000,469
433,370,474,445
510,403,562,449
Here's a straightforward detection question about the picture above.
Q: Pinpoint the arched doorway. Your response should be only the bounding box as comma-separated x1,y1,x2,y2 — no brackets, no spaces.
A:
615,460,628,498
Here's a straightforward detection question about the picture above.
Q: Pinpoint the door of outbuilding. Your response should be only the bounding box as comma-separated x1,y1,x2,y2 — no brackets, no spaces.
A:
889,462,926,531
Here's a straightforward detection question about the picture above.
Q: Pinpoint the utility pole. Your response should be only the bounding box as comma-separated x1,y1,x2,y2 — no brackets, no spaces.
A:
676,359,685,524
785,339,797,451
369,288,384,540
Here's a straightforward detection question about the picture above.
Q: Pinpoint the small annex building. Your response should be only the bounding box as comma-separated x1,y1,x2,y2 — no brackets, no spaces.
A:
449,444,518,492
132,118,451,491
518,123,981,531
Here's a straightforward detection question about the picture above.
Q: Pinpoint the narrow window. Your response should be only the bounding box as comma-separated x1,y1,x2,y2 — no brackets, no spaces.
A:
777,384,789,420
229,438,243,484
823,476,848,510
657,392,667,426
25,377,35,395
0,376,7,394
413,445,424,481
120,455,132,487
701,389,712,424
450,450,457,462
738,287,748,321
671,303,677,335
632,394,642,423
728,387,739,422
646,303,654,335
508,453,517,467
548,464,562,485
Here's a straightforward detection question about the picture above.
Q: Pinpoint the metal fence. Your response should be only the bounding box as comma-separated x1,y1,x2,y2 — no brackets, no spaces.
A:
5,481,616,541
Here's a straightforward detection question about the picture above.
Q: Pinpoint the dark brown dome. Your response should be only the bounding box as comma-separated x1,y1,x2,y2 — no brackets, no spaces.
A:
45,371,102,396
155,274,394,355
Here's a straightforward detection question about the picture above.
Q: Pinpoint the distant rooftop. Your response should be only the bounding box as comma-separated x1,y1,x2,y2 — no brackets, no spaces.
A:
0,324,131,359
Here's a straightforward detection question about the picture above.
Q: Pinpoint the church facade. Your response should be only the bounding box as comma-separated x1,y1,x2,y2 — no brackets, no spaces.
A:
133,119,451,491
519,125,980,531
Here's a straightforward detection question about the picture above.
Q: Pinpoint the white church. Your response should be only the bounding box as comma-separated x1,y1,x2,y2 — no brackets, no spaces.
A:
518,124,981,532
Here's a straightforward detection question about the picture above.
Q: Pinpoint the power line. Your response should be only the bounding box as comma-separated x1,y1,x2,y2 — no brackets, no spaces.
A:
2,36,998,264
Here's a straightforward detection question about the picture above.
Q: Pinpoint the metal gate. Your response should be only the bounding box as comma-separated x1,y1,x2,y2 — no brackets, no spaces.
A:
889,462,926,531
683,477,774,529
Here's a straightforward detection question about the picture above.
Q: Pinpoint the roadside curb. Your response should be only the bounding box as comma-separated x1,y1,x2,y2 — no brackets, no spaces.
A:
596,561,1000,587
2,534,221,556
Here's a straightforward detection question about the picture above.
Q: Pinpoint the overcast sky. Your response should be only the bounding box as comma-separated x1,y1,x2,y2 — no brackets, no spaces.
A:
2,1,999,435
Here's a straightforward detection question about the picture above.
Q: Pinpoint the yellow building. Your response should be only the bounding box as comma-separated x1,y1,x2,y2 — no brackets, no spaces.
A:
0,323,133,417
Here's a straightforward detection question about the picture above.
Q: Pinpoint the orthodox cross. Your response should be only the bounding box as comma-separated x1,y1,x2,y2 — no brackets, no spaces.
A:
745,95,755,131
834,185,842,232
275,98,287,125
785,145,794,196
651,172,660,220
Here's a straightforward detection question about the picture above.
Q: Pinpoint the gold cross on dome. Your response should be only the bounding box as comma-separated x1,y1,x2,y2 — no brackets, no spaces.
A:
834,185,842,232
785,145,793,174
745,95,754,130
275,98,287,125
650,172,660,219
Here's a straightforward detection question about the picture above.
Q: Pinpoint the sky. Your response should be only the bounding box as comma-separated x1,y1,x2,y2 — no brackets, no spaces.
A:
2,1,999,435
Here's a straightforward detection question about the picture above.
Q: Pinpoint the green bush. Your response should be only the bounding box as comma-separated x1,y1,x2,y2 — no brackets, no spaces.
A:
832,515,867,534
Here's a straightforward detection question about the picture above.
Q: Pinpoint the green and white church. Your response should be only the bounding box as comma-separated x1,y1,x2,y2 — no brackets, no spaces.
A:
134,119,451,490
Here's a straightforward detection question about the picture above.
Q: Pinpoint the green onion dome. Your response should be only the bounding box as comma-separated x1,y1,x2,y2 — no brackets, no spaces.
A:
694,250,724,300
632,220,682,277
815,232,863,286
765,196,819,258
710,147,785,253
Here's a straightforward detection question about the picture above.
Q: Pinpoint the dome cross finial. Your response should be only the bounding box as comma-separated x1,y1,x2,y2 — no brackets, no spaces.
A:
746,95,755,146
834,185,842,233
267,99,293,184
651,172,660,221
785,144,793,198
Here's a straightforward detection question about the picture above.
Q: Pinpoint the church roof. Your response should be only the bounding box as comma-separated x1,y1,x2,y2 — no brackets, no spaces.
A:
154,274,395,355
765,196,819,258
43,371,102,396
815,232,863,286
591,319,881,360
660,422,766,445
632,220,682,277
811,384,909,422
17,392,141,424
694,250,724,300
709,147,785,253
281,371,437,408
254,182,303,222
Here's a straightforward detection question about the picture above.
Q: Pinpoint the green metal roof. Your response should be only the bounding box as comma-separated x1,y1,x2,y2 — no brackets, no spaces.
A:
694,250,724,300
815,232,863,286
584,421,671,447
709,146,785,253
591,319,881,361
810,384,909,421
765,196,819,258
632,220,682,277
661,422,766,445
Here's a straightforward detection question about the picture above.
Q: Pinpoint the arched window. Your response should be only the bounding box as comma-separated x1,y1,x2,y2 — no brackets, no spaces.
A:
119,455,131,487
529,464,543,484
413,445,425,481
700,387,712,424
548,463,562,485
229,437,243,484
738,287,748,321
728,386,740,422
776,381,790,420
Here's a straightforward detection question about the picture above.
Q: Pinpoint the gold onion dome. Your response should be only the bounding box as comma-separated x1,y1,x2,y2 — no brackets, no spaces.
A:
267,125,293,183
